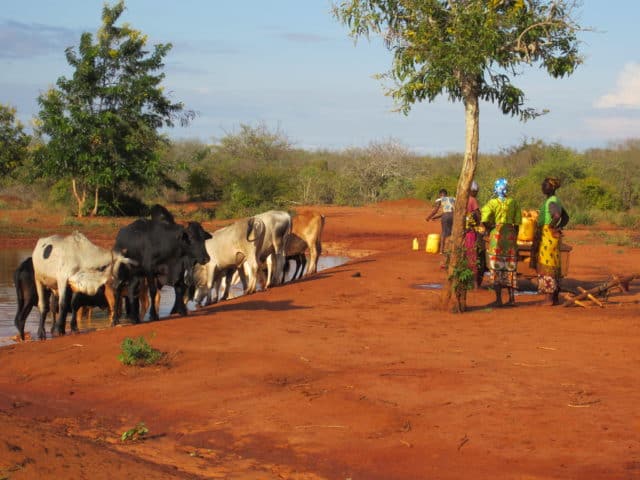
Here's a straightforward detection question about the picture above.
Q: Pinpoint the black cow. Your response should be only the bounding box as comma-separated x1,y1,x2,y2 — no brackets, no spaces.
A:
13,257,58,340
113,215,211,324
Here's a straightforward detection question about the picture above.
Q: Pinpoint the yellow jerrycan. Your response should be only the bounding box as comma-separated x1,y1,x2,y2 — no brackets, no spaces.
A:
425,233,440,253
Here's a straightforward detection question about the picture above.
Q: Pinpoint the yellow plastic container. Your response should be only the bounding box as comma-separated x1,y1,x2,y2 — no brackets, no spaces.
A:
518,215,536,243
412,238,419,250
425,233,440,253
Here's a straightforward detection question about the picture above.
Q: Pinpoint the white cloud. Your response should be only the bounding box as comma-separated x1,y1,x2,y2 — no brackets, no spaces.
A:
594,62,640,109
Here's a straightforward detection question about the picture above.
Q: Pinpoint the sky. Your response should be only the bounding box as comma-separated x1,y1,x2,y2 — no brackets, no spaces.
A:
1,1,639,155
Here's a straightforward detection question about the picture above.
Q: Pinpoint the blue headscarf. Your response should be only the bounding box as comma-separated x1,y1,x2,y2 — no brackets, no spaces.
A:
493,178,508,200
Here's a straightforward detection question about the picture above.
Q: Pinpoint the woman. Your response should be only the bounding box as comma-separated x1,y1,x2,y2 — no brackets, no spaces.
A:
464,181,483,288
481,178,521,307
425,188,455,254
533,177,566,305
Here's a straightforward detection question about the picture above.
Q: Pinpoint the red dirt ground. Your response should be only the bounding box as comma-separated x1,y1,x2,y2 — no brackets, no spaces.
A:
1,199,639,479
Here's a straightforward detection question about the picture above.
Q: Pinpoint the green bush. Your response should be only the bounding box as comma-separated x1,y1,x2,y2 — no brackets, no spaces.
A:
48,179,73,210
571,210,596,226
215,168,292,218
186,166,215,200
118,336,163,366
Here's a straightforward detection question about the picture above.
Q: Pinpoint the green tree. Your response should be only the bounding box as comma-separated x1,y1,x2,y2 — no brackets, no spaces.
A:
215,123,293,170
333,0,584,311
0,104,31,178
35,0,193,216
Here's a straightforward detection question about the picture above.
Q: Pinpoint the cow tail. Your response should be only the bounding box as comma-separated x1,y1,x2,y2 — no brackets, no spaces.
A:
13,268,25,323
247,217,264,242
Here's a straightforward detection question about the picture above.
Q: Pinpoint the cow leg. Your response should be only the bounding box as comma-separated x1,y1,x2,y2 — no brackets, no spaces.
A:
220,269,234,301
34,280,50,340
112,280,125,326
103,283,116,327
14,281,36,341
171,282,189,316
240,260,257,294
272,249,285,286
147,275,159,321
48,291,58,335
54,284,72,336
138,279,150,321
298,255,308,279
308,242,320,275
264,254,274,289
69,292,81,333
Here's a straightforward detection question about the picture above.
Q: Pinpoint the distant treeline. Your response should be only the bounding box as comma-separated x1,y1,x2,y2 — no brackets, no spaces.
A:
2,123,640,228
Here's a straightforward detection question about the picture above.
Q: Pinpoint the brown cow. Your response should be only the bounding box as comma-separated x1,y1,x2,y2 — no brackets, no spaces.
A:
284,211,325,281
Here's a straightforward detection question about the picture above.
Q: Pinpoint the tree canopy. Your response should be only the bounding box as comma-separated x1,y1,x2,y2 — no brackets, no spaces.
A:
333,0,584,311
0,104,30,178
35,0,193,216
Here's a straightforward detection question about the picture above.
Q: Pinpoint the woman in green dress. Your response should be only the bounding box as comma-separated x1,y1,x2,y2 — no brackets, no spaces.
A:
481,178,521,307
534,177,565,305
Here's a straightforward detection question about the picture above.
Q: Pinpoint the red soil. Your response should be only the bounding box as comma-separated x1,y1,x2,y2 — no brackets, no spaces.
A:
0,200,639,479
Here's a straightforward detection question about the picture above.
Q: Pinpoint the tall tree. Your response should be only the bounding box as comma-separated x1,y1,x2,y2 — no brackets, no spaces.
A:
333,0,584,311
0,104,31,178
36,0,193,216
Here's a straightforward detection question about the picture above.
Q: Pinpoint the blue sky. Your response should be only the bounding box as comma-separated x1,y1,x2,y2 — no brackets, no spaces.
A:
1,1,639,154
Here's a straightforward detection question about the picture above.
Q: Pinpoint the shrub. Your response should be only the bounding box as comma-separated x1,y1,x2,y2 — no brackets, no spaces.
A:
571,210,596,226
48,179,74,211
121,422,149,442
118,335,163,366
61,217,83,227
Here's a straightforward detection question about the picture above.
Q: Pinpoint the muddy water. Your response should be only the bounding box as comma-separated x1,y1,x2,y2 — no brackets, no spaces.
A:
0,250,348,345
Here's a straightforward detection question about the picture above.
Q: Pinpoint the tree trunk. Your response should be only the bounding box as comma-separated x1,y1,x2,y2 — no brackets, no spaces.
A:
90,187,99,217
71,178,87,218
442,89,480,312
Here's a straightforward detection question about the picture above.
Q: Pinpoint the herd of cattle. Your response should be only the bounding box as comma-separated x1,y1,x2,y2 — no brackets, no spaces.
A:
12,206,325,341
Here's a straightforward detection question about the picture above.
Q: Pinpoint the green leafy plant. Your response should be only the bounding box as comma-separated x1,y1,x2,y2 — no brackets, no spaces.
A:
118,335,163,366
121,422,149,442
447,246,475,313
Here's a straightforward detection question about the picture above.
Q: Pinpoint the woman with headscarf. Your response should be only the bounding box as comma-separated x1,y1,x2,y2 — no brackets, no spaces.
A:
464,181,483,288
481,178,522,306
532,177,566,305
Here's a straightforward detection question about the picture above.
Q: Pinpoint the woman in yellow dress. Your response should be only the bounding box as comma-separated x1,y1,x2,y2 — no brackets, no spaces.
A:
481,178,521,307
534,177,566,305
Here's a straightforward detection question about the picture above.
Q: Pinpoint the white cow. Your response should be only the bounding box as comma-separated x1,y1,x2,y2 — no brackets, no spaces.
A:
254,210,292,289
193,216,266,304
32,231,134,339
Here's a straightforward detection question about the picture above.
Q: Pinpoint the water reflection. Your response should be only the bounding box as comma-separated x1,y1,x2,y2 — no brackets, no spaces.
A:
0,250,349,345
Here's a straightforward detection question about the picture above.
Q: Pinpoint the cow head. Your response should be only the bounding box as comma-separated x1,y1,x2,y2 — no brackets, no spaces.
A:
183,222,212,265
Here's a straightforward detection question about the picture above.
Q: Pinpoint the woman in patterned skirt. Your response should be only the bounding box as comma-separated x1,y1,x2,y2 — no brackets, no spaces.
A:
534,177,566,305
481,178,521,307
